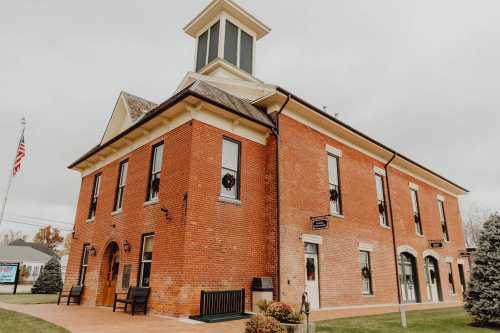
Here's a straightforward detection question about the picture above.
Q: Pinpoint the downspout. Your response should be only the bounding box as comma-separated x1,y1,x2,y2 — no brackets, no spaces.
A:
271,94,291,301
385,153,407,328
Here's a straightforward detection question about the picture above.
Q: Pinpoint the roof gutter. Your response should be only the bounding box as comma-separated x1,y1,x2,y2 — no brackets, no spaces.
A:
275,87,468,194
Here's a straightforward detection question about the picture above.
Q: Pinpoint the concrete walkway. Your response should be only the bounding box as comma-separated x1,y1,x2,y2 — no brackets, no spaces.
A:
0,302,246,333
0,301,461,333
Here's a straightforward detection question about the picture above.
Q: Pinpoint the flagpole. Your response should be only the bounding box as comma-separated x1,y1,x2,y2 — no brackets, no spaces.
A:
0,117,26,228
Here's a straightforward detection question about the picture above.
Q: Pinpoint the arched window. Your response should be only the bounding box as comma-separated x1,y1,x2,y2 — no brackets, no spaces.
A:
398,252,420,303
424,256,443,302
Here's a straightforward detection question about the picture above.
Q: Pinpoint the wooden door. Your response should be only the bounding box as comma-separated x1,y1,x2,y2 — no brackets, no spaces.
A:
104,252,120,306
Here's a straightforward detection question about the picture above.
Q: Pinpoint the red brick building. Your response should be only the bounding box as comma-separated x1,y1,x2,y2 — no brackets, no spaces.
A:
65,0,470,317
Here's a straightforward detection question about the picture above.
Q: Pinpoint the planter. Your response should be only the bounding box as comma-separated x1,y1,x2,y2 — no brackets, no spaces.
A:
281,322,315,333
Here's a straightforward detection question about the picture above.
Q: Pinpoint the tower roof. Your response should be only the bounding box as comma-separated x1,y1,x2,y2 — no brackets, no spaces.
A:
184,0,270,40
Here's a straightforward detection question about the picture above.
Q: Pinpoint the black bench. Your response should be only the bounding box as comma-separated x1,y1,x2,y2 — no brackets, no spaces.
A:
57,286,84,305
112,287,150,315
189,289,250,323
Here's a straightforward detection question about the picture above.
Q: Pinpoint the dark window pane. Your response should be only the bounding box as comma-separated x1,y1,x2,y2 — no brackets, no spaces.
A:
141,262,151,287
224,20,238,66
240,30,253,73
196,31,208,71
306,258,316,281
208,21,219,63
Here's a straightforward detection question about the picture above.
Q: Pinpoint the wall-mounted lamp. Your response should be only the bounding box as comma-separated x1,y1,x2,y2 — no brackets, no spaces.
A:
123,240,131,252
89,246,97,256
160,207,173,221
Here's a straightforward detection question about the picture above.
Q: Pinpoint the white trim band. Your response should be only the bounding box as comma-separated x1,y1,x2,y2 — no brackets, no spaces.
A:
373,166,386,176
301,234,323,245
325,144,342,157
409,182,419,191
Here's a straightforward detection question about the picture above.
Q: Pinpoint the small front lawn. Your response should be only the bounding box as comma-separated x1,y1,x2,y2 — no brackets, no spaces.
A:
317,307,499,333
0,293,59,304
0,308,69,333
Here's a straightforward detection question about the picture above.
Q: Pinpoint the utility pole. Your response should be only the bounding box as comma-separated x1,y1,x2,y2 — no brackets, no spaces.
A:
0,117,26,228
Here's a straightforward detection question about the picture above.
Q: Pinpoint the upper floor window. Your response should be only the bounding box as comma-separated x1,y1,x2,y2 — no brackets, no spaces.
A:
220,138,240,200
328,154,342,215
146,143,164,202
375,174,388,227
78,244,90,286
360,250,373,295
139,234,154,287
410,189,423,236
224,20,254,74
438,200,449,241
196,21,220,72
113,160,128,212
88,174,101,220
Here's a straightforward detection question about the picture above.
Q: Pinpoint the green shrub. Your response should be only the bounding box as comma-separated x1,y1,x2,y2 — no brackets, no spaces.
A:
245,314,286,333
286,307,304,324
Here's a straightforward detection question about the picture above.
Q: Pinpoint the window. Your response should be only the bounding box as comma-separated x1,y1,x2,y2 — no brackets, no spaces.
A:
375,174,388,227
224,20,254,74
328,154,342,215
146,143,164,202
88,174,101,220
113,160,128,211
360,251,373,295
220,138,240,199
437,200,449,241
78,245,90,286
447,263,456,294
139,234,154,287
196,21,220,72
410,189,423,235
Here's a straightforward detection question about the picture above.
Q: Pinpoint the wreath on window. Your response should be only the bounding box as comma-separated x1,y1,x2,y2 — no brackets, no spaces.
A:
361,267,371,278
222,173,236,190
329,188,339,202
414,213,420,224
378,202,385,214
306,260,315,274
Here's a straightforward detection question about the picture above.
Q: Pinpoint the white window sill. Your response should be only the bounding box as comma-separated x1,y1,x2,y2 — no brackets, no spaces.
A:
380,224,391,230
330,213,344,219
218,196,241,206
362,294,375,297
144,199,159,207
86,218,95,223
111,209,123,216
416,234,425,238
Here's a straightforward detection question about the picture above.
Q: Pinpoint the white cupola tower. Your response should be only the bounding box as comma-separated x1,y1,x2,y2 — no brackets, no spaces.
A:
184,0,270,81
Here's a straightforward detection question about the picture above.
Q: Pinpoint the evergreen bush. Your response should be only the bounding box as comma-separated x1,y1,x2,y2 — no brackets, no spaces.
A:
31,256,63,294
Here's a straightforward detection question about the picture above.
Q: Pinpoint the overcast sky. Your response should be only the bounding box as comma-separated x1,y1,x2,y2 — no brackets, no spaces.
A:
1,0,499,238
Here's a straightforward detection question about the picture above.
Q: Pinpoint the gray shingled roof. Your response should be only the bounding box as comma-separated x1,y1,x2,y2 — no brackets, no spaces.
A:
0,246,52,263
189,80,274,127
9,239,57,257
121,91,158,122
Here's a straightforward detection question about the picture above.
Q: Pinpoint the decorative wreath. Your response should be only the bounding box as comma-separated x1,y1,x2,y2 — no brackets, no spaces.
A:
222,173,236,190
329,188,339,202
361,267,371,278
414,214,420,224
378,202,385,214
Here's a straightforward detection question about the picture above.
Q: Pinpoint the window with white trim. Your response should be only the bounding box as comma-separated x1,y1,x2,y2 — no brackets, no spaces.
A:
195,21,220,72
113,160,128,211
447,262,456,294
437,200,449,241
360,251,373,295
139,234,154,287
78,244,90,286
220,138,240,200
328,154,342,215
410,189,423,235
88,174,101,220
375,174,388,227
146,143,163,202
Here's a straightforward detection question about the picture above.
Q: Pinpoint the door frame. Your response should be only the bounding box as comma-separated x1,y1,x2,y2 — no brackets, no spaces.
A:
304,242,320,309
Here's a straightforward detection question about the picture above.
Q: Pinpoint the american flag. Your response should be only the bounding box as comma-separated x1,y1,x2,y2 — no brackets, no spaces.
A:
13,131,26,176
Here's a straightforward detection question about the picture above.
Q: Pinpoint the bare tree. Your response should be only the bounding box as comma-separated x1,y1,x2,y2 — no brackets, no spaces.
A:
461,201,495,248
0,230,27,247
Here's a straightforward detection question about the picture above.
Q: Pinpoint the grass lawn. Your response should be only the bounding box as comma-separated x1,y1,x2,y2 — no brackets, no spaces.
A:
0,293,59,304
316,307,499,333
0,308,69,333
